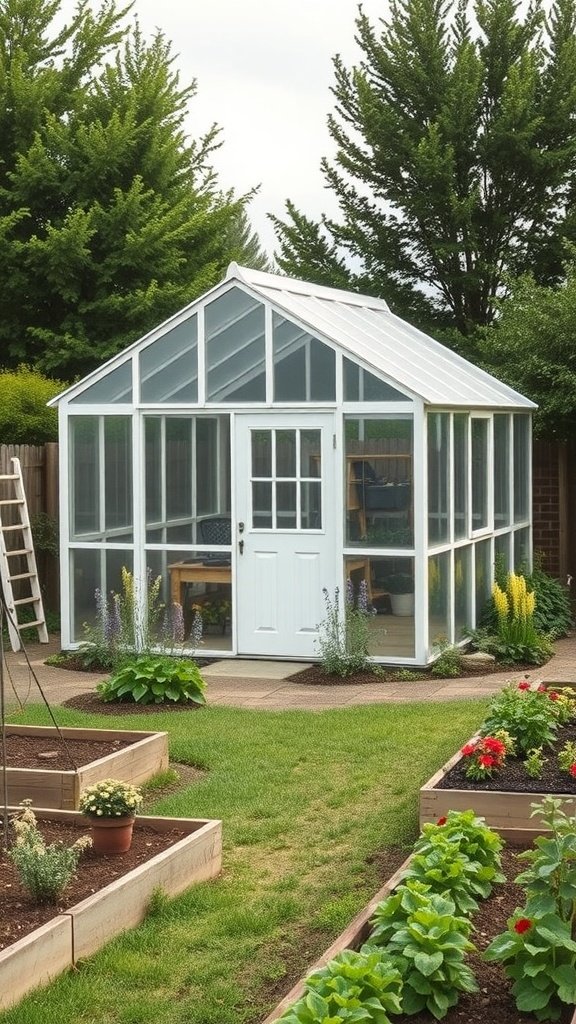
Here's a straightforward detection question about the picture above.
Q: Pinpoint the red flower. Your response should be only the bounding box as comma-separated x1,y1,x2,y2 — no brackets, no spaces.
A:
483,738,506,755
436,816,447,826
517,681,530,691
514,918,533,934
537,684,546,692
478,754,496,767
549,691,559,701
461,744,476,756
569,764,576,778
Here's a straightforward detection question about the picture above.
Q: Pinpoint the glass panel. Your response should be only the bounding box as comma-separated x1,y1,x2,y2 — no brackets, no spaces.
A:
513,415,530,522
514,528,531,571
70,417,99,538
196,417,231,518
301,431,321,477
343,359,408,401
453,413,468,540
276,482,297,528
494,414,510,527
71,362,132,404
273,314,335,401
147,549,232,652
166,419,192,520
427,413,449,545
70,549,132,643
252,430,272,477
301,481,321,529
253,481,272,527
345,417,413,548
104,417,132,538
471,418,489,531
428,551,450,652
206,287,266,402
454,546,472,642
145,418,162,526
475,539,492,626
140,316,198,403
276,430,296,477
495,533,511,573
345,555,415,657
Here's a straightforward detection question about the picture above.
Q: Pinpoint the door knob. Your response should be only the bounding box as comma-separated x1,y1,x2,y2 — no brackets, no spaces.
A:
239,539,244,555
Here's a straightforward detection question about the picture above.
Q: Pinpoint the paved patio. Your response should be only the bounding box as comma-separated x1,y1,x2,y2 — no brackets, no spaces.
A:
3,634,576,711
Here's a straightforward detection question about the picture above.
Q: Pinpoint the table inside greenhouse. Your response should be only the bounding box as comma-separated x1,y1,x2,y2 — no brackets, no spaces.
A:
168,561,232,607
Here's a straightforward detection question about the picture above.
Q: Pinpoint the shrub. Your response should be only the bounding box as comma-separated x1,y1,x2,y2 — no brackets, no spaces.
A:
0,366,66,443
481,683,559,754
8,802,91,904
97,653,207,705
431,636,463,678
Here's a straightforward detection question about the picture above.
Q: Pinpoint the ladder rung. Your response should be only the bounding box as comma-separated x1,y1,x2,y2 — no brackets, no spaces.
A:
17,619,44,630
4,548,32,556
8,572,34,581
0,499,24,506
0,474,18,480
13,596,39,606
0,524,25,532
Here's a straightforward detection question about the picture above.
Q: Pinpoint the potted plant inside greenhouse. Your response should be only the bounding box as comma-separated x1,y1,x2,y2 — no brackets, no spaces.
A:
384,573,415,617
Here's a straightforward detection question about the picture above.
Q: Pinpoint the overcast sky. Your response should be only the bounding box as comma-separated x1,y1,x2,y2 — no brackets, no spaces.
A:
109,0,386,258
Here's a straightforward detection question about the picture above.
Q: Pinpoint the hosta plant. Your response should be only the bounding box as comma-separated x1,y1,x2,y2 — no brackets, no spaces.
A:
97,653,207,705
369,890,477,1020
278,946,403,1024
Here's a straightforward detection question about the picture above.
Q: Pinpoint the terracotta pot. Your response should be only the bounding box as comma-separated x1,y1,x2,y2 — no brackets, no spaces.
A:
90,816,135,854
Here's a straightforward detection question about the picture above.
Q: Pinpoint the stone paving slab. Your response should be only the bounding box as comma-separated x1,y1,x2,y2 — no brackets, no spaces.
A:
3,635,576,711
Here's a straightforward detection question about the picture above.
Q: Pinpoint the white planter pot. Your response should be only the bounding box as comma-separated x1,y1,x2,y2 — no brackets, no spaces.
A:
389,592,414,616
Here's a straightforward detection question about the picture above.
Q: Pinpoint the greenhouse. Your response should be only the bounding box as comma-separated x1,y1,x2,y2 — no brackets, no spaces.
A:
51,263,535,666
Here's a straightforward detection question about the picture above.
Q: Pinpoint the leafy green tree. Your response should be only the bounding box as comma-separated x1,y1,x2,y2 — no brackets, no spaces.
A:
0,367,64,443
0,0,264,379
272,0,576,343
478,258,576,439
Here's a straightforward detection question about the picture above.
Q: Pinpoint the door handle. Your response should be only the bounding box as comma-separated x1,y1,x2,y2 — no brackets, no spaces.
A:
239,539,244,555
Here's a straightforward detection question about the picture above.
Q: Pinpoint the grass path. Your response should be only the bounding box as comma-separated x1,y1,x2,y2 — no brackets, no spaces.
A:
3,698,489,1024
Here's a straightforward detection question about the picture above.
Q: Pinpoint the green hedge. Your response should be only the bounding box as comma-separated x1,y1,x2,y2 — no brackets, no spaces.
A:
0,366,66,444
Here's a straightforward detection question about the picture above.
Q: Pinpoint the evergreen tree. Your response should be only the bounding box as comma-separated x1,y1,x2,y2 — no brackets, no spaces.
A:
272,0,576,340
0,0,264,378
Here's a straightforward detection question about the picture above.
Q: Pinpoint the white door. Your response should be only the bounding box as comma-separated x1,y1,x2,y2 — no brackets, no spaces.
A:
235,414,336,657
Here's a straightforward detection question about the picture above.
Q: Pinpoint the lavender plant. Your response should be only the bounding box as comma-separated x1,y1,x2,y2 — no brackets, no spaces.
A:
315,581,373,676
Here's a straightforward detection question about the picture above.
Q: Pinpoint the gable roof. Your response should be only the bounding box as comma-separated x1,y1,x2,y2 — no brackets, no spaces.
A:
226,264,535,409
50,263,535,409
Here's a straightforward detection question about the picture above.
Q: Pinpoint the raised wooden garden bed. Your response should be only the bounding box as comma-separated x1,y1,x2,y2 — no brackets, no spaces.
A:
420,680,576,841
0,808,222,1012
1,725,169,810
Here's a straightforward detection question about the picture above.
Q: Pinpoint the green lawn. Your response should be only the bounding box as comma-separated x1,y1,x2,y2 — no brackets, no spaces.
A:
3,698,489,1024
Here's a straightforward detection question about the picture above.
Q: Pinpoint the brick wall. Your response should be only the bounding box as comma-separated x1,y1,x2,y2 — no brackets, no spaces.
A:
532,440,565,579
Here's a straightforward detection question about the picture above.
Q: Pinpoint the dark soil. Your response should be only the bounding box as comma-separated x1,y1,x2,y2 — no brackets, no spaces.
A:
436,721,576,795
290,663,536,686
48,653,214,673
0,817,190,952
62,692,205,715
259,848,573,1024
2,732,135,771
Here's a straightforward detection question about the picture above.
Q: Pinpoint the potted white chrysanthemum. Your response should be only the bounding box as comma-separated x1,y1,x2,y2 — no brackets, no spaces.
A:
79,779,143,854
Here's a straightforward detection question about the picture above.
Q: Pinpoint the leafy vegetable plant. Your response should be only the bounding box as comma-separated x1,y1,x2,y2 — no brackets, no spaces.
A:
480,682,559,755
278,946,403,1024
414,810,504,879
97,654,207,705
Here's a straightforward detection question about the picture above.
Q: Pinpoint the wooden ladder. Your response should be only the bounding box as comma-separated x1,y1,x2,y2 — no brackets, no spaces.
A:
0,457,49,651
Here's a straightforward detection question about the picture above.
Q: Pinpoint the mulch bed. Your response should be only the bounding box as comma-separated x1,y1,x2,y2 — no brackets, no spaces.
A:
62,693,205,715
0,818,188,952
436,721,576,794
1,733,134,771
290,663,536,686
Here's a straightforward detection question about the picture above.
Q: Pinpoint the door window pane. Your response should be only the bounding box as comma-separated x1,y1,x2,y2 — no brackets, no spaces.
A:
276,482,297,528
301,431,321,476
276,430,296,476
252,430,272,477
301,481,321,529
471,418,489,531
250,427,322,531
428,413,449,545
252,482,272,527
494,414,510,527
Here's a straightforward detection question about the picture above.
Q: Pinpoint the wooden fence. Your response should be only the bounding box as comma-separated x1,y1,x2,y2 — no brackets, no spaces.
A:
0,443,59,610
